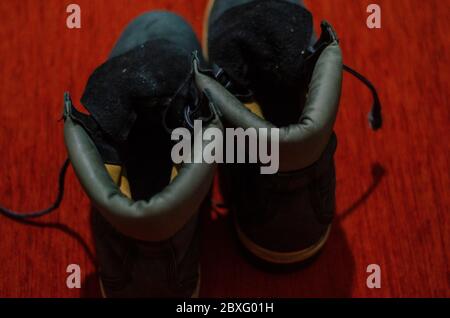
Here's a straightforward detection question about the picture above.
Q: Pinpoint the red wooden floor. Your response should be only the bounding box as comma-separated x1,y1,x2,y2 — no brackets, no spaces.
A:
0,0,448,298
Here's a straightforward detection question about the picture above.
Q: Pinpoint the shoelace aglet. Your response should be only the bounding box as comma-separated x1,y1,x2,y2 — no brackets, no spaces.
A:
368,97,382,131
61,91,73,121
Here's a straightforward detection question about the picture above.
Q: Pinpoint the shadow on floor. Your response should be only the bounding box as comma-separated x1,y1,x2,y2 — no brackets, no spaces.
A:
199,162,386,297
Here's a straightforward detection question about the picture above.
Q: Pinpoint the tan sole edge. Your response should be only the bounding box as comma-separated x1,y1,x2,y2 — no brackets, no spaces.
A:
190,266,201,298
202,0,215,62
98,266,201,298
99,277,107,299
235,218,332,264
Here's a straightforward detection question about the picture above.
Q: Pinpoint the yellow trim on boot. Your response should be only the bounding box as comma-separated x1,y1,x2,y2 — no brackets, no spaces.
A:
202,0,216,61
244,101,264,118
105,163,179,199
234,215,331,264
104,164,132,199
105,164,122,184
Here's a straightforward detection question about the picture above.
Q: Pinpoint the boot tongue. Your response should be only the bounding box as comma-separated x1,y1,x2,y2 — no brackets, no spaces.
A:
208,0,313,91
81,39,192,143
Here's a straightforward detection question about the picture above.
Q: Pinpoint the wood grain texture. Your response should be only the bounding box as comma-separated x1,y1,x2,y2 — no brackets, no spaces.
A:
0,0,448,297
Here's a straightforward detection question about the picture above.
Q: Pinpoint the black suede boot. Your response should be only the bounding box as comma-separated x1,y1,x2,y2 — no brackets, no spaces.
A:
203,0,341,264
64,11,221,297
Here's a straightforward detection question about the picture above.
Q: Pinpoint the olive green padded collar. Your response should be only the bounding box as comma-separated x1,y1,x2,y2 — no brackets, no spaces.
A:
194,41,342,172
63,99,221,242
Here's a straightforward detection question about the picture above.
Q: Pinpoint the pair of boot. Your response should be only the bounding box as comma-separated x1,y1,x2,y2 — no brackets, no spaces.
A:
62,0,379,298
